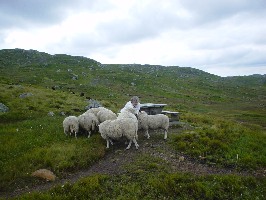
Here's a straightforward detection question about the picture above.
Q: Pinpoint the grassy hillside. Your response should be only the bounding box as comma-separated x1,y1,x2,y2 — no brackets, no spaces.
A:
1,49,265,123
0,49,265,199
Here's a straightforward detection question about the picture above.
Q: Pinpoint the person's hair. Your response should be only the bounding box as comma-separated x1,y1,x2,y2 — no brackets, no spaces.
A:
131,96,139,103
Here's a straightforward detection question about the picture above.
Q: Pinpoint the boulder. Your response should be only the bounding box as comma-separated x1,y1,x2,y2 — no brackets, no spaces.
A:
31,169,56,181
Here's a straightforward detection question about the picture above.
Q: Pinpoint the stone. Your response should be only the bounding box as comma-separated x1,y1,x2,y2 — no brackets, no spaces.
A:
0,103,9,113
85,99,102,110
19,93,33,98
31,169,56,181
48,111,55,116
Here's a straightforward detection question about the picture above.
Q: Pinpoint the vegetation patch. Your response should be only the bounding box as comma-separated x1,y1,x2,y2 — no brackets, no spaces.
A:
0,49,265,198
170,113,266,170
0,115,106,192
14,173,265,200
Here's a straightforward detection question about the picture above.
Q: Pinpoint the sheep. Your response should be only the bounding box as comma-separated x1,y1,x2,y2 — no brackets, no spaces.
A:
85,107,104,116
97,108,117,123
63,116,79,138
137,111,169,139
99,118,139,150
99,105,139,150
117,107,137,120
85,107,117,123
78,112,99,138
98,106,139,149
117,107,138,135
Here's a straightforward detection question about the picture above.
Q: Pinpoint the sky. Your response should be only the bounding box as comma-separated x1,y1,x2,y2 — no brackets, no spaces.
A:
0,0,266,77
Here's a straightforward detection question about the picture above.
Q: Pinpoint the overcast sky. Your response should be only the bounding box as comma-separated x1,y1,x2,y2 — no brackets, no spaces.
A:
1,0,266,77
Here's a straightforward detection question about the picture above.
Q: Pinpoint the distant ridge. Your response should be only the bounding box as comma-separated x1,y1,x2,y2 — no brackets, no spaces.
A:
1,48,265,79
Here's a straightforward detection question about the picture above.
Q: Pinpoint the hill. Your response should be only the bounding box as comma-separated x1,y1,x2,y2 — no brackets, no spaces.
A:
0,49,265,199
1,48,265,125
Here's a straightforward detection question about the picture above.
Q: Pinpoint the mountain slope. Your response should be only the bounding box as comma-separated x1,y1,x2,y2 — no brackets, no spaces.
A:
0,49,265,197
1,48,265,125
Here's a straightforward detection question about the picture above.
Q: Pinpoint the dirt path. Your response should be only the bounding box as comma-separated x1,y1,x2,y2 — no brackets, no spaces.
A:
2,128,265,199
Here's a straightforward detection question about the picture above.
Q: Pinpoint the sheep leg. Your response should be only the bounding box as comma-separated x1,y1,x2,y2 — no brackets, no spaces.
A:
106,138,113,148
126,140,132,150
75,131,77,139
88,131,91,138
109,139,113,145
64,130,68,136
164,130,167,140
106,139,110,148
145,130,150,139
133,138,139,149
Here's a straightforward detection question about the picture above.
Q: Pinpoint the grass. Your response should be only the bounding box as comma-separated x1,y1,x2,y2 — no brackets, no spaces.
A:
11,170,265,199
170,113,266,170
0,83,107,192
0,49,265,198
0,115,106,192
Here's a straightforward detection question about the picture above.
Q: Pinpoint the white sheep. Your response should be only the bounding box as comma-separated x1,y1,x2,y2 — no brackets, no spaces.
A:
85,107,104,116
97,108,117,123
85,107,117,123
117,107,138,136
78,113,99,138
99,118,139,150
117,107,137,120
63,116,79,138
137,111,169,139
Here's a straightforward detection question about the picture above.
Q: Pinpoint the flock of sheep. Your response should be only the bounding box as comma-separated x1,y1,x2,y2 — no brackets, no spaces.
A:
62,106,169,150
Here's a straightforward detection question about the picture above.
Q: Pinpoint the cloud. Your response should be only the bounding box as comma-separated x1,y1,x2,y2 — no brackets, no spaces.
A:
0,0,67,28
0,0,112,28
0,0,265,76
179,0,266,26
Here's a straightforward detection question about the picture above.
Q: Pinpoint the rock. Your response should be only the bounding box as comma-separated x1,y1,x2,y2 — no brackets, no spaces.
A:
19,93,33,98
85,99,102,110
0,103,9,113
48,111,55,116
31,169,56,181
71,74,78,80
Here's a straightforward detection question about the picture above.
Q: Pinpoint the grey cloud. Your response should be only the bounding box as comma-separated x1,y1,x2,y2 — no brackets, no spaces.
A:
95,1,192,45
179,0,266,26
0,0,108,28
94,0,266,46
0,0,71,28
